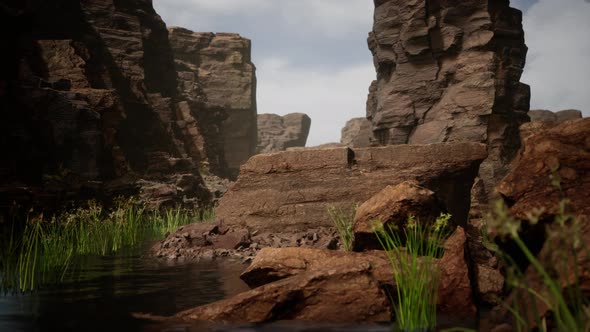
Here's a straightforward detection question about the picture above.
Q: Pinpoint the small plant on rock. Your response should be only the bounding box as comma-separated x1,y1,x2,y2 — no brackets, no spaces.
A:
327,204,357,251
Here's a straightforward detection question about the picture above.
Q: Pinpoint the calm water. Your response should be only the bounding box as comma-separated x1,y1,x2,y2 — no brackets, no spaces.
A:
0,243,251,332
0,244,472,332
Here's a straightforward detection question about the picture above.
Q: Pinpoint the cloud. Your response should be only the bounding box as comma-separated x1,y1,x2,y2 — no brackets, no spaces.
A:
521,0,590,115
257,58,375,146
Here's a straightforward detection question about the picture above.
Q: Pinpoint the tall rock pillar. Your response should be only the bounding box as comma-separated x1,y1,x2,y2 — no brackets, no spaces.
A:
366,0,530,199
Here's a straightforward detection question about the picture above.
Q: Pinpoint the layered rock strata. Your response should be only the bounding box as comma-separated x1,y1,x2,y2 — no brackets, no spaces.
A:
257,113,311,153
168,27,257,179
0,0,211,212
367,0,530,198
215,143,487,233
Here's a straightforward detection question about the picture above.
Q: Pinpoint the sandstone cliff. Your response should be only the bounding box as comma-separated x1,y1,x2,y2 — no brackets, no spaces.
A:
168,27,257,179
257,113,311,153
340,117,374,148
367,0,530,198
0,0,212,212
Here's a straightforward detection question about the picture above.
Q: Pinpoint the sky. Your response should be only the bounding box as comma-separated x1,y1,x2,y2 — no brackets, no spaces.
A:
154,0,590,146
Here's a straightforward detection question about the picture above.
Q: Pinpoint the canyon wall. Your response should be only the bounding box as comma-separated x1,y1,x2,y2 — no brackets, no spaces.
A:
366,0,530,198
0,0,212,212
168,27,257,179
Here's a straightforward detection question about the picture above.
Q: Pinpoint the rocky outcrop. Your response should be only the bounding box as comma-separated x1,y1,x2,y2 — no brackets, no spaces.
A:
497,118,590,221
215,143,487,234
367,0,530,200
240,247,392,288
168,27,257,179
352,181,445,251
257,113,311,153
176,259,392,322
528,109,583,123
492,120,590,328
520,109,584,140
177,229,476,323
341,117,373,148
0,0,212,213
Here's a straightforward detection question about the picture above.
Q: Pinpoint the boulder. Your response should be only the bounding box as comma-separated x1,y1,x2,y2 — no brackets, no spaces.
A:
175,261,391,323
257,113,311,153
438,227,477,317
215,143,486,233
366,0,530,201
240,247,392,288
352,181,445,251
341,117,373,148
489,118,590,329
497,118,590,221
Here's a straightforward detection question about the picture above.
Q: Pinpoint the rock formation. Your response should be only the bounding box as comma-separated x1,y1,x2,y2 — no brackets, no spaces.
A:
168,27,257,179
366,0,530,199
528,109,583,123
0,0,212,212
257,113,311,153
341,117,373,148
215,143,487,234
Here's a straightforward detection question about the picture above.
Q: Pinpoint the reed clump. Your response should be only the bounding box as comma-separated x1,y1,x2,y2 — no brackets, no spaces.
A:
0,198,205,294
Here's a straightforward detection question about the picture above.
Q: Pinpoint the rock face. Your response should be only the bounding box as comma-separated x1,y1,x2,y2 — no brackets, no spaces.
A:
341,117,374,148
367,0,530,199
0,0,212,212
497,118,590,221
257,113,311,153
493,118,590,328
168,27,257,179
215,143,487,233
352,181,445,251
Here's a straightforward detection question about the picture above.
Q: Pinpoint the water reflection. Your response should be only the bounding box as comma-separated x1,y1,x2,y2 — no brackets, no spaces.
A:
0,245,248,331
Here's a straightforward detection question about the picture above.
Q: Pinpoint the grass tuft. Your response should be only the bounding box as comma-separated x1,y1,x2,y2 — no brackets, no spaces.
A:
327,204,356,251
374,213,451,332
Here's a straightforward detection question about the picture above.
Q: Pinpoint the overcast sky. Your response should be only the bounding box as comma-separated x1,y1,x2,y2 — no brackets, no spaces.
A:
154,0,590,146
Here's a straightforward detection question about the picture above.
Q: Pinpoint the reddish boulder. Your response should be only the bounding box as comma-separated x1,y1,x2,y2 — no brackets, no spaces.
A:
352,181,445,251
175,261,391,323
240,247,392,288
497,118,590,221
438,227,477,317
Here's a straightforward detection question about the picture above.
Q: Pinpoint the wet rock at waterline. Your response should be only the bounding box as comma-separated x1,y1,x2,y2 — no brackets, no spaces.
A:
172,230,476,323
215,143,487,234
175,261,392,323
352,181,446,251
151,222,253,261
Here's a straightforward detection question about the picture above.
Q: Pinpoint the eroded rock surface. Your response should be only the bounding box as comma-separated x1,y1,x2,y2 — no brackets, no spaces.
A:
168,27,257,179
367,0,530,200
497,118,590,220
176,260,392,323
341,117,373,148
215,143,486,234
0,0,212,212
257,113,311,153
353,181,445,251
